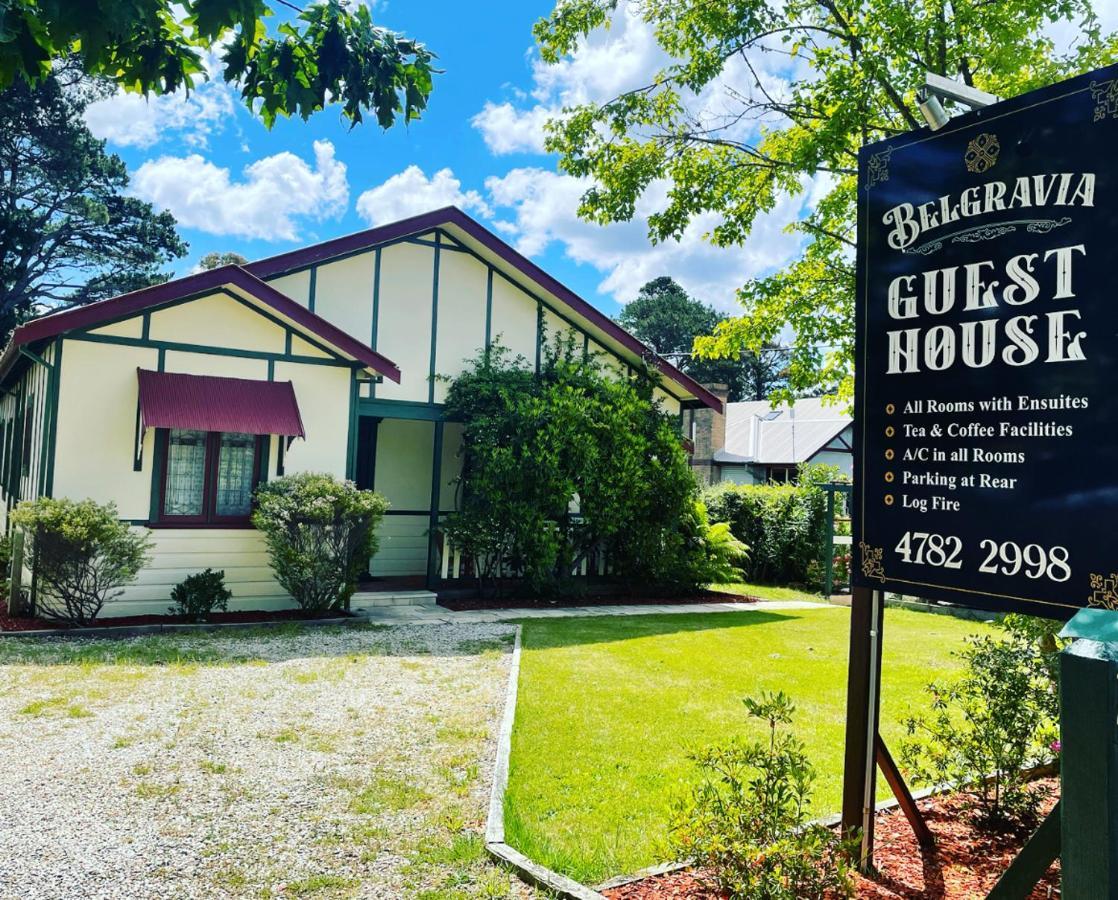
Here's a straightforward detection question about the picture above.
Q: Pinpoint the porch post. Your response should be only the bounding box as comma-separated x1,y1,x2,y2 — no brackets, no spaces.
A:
426,420,444,590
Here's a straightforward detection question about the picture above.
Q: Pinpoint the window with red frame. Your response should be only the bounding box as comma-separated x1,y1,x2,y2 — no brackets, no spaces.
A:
158,429,263,525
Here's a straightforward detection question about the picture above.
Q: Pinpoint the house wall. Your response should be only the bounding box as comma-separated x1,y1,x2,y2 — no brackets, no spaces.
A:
718,466,762,487
259,227,691,580
42,290,357,616
810,450,855,480
262,229,687,415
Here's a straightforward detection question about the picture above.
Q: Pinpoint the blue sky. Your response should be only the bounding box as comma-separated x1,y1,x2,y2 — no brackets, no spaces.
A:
82,1,813,319
81,1,1118,320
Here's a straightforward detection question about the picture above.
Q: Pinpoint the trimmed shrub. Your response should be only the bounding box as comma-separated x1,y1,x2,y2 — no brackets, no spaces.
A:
672,691,857,899
703,479,828,585
252,473,388,614
10,497,151,626
169,568,231,622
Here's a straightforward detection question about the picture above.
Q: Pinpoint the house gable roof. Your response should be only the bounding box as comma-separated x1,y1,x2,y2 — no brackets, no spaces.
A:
722,398,852,465
244,206,723,412
0,265,402,385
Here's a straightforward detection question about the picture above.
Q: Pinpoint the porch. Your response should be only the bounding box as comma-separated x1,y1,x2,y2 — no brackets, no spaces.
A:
354,401,461,591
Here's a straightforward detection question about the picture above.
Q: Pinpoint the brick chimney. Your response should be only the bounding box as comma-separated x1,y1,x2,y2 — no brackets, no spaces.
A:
687,383,728,486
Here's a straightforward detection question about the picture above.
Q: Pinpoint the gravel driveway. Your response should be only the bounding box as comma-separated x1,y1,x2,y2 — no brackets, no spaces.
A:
0,622,532,899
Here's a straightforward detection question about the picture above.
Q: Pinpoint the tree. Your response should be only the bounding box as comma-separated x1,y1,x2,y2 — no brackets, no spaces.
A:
441,336,738,598
0,71,187,339
199,251,249,270
534,1,1117,402
0,1,437,129
618,276,785,401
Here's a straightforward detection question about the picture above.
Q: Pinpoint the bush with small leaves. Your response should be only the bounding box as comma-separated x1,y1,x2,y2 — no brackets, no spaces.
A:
900,623,1059,830
169,568,231,622
672,691,857,899
252,473,388,614
11,497,151,626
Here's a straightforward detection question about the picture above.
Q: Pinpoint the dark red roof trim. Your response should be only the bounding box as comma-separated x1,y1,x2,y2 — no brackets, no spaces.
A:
245,207,723,412
0,266,401,384
138,369,306,437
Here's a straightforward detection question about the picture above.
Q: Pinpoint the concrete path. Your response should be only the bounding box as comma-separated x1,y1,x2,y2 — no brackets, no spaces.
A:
355,598,833,626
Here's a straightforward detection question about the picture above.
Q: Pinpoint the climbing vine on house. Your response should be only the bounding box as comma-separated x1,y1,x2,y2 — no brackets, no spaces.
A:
442,337,743,597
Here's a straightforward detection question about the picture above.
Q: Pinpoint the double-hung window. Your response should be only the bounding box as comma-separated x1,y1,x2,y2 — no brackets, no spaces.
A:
158,429,262,525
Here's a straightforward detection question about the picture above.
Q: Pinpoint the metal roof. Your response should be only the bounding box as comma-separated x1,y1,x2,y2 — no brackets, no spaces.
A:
722,397,851,465
138,370,305,438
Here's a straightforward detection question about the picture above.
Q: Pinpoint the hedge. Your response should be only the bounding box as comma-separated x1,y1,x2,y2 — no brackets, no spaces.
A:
702,478,829,586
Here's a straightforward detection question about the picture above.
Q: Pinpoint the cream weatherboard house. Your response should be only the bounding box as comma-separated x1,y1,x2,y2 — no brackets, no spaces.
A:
0,207,721,617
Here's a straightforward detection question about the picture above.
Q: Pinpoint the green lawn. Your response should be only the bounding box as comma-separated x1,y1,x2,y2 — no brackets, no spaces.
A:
709,580,827,602
504,606,995,884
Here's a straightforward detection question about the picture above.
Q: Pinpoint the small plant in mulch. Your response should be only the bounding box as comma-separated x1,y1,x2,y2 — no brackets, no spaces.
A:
670,691,858,900
169,568,231,623
900,615,1062,830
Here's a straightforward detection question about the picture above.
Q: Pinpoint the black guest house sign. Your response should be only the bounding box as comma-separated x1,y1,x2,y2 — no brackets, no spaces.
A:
853,64,1118,618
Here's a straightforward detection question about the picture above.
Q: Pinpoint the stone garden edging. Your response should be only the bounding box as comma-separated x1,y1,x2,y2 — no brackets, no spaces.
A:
484,625,607,900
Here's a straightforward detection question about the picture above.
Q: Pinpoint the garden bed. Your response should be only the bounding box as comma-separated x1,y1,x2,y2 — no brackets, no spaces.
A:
601,778,1059,899
0,606,358,633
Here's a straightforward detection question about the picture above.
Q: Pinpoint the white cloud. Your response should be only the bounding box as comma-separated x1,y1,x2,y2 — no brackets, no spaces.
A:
131,140,348,241
1098,0,1118,29
484,167,812,310
473,5,667,155
471,101,555,155
346,157,821,308
354,165,491,226
471,4,809,157
83,48,237,149
84,85,236,149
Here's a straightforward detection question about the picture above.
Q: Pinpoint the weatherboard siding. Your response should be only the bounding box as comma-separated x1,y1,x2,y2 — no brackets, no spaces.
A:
112,528,289,615
371,514,429,578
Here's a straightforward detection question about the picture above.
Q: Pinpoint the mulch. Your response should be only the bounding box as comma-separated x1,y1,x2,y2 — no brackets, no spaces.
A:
438,589,762,611
0,607,358,632
602,779,1060,899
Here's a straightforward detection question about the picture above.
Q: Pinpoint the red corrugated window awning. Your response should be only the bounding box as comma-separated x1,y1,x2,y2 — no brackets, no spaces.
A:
137,369,305,438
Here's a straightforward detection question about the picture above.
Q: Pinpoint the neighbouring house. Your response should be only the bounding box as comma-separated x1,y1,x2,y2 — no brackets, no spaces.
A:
0,207,721,617
686,388,853,486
